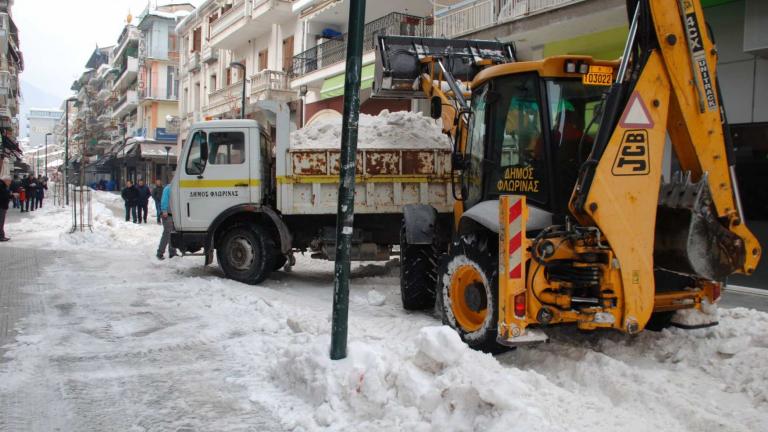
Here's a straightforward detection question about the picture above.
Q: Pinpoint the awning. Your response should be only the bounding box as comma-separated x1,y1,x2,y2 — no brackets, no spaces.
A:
115,142,138,159
140,143,178,160
320,62,375,100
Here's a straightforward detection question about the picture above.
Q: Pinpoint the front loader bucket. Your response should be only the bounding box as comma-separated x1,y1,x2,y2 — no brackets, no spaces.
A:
372,35,515,99
654,172,745,280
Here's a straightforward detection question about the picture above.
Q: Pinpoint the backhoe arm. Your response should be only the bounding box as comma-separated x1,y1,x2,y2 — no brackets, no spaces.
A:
567,0,760,328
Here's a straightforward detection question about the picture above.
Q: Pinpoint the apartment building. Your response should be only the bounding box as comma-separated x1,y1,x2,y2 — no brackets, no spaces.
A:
25,108,62,178
177,0,299,142
289,0,433,123
0,0,23,178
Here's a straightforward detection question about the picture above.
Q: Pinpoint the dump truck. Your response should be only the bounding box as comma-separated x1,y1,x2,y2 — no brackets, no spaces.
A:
376,0,762,350
169,102,455,283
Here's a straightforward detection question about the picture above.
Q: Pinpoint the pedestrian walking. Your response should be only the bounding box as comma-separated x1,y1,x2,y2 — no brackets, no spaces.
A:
25,176,38,212
156,183,177,260
17,186,25,213
136,179,151,224
0,175,12,241
151,179,164,225
10,175,20,209
121,180,139,223
35,178,46,209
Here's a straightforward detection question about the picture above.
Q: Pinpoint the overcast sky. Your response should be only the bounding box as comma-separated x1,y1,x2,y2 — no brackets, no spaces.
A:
15,0,203,103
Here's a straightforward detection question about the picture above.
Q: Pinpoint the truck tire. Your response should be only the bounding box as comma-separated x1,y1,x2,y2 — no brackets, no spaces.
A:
399,224,438,310
437,233,501,352
217,224,276,284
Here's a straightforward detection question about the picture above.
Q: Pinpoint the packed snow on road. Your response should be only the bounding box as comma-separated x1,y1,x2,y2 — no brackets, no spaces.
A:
1,191,767,432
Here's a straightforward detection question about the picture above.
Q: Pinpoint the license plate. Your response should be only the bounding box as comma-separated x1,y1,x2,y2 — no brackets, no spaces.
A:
582,66,613,86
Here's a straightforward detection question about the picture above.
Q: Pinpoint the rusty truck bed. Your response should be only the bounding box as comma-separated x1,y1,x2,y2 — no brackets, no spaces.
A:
276,147,454,215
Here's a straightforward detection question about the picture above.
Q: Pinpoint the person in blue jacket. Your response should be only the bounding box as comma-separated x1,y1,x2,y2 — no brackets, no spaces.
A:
156,184,177,260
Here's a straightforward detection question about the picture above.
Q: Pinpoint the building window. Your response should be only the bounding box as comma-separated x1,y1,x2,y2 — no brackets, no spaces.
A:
167,66,178,99
226,67,232,86
210,74,217,92
282,36,293,73
192,27,202,53
258,49,268,71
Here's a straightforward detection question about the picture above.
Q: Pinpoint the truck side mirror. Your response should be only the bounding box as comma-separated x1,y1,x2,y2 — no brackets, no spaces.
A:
430,96,442,120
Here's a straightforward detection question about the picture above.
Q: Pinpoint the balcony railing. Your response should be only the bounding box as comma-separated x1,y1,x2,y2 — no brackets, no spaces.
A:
202,45,218,64
210,0,246,41
291,12,432,78
186,52,201,73
434,0,582,39
250,70,290,95
434,0,494,38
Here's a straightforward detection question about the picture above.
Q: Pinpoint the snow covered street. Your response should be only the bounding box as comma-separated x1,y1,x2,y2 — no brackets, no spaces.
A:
1,192,767,431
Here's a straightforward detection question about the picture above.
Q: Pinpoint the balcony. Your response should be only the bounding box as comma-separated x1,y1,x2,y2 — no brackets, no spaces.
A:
250,69,293,102
0,70,9,95
139,86,179,101
186,52,201,73
112,90,138,120
202,45,218,64
112,27,140,64
204,82,242,117
209,0,293,50
112,56,139,92
434,0,583,39
291,12,432,78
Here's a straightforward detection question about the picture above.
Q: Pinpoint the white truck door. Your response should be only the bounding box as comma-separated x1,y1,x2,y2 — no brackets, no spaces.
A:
178,128,251,231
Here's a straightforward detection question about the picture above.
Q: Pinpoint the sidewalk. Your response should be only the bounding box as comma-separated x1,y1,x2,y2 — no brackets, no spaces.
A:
0,245,54,361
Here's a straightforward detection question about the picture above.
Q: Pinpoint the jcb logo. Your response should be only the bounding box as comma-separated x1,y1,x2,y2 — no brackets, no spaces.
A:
612,130,649,176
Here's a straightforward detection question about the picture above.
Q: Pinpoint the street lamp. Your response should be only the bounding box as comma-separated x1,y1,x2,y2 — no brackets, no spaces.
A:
44,132,52,180
230,62,246,119
64,96,78,205
164,145,171,184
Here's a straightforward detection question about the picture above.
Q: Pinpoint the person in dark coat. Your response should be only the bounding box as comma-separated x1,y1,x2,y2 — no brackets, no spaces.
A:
0,175,12,241
121,180,139,223
19,175,29,212
151,179,164,225
25,176,38,212
10,175,20,208
35,179,46,209
135,179,151,224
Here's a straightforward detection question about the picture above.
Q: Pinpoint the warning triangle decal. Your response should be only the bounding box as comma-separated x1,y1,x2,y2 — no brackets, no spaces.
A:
619,92,654,129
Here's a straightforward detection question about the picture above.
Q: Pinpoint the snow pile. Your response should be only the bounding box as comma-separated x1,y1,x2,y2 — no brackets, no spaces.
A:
264,326,568,431
290,110,452,150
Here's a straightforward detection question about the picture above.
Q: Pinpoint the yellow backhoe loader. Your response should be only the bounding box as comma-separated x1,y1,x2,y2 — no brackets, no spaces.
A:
374,0,761,350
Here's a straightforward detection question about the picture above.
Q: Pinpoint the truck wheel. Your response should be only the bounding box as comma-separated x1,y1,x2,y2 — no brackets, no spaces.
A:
437,233,500,352
273,253,288,271
217,224,276,284
400,224,438,310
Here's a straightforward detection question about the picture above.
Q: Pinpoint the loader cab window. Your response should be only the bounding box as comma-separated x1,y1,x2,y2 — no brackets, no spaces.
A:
185,131,208,175
546,79,606,209
208,131,245,165
465,85,488,206
485,74,549,206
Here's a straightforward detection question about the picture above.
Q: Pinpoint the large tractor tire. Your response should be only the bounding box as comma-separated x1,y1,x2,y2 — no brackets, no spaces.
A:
437,233,501,352
399,223,439,310
217,224,276,284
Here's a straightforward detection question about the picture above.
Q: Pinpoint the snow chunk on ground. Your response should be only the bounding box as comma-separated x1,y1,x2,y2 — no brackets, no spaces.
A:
366,290,386,306
290,110,452,150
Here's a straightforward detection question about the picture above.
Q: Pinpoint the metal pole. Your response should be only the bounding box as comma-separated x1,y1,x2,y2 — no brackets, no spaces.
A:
330,0,365,361
164,145,171,184
45,133,51,179
62,99,70,205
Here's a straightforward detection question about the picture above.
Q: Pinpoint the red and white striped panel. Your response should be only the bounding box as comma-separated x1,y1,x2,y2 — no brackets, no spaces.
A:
506,196,524,280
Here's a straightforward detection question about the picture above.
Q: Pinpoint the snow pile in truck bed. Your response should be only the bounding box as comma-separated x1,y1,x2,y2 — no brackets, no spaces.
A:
290,110,452,150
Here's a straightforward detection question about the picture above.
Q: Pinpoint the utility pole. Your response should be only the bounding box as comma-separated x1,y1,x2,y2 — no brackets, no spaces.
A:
44,132,52,179
330,0,365,361
64,97,77,205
